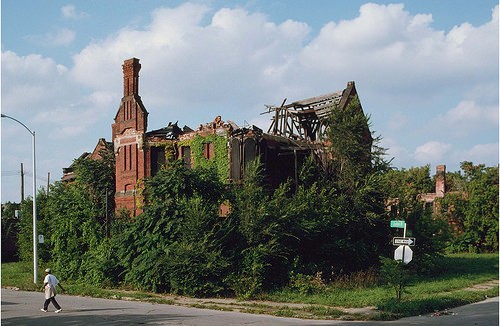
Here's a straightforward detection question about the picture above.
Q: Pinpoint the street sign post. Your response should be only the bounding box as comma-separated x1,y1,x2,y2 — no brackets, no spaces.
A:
392,237,416,246
390,220,405,228
394,245,413,264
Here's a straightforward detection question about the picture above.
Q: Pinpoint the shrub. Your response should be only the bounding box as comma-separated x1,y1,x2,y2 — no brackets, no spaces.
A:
289,271,326,295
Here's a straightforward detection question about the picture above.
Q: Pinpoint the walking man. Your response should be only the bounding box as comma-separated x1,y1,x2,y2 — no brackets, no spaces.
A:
40,268,65,313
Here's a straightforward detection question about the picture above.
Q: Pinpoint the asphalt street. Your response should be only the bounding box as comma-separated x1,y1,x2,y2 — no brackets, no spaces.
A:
1,289,498,325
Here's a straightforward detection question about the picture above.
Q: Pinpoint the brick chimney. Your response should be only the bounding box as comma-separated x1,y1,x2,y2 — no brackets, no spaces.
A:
435,165,446,197
112,58,148,217
123,58,141,97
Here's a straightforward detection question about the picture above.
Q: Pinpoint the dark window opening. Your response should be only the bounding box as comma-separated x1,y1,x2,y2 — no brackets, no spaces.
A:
181,146,192,168
151,146,166,176
203,142,213,160
230,138,241,181
243,138,256,172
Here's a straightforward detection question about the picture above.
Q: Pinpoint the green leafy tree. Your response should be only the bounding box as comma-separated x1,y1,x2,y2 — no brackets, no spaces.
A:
117,161,232,296
31,147,116,283
72,148,115,236
17,190,51,266
44,181,103,280
434,162,498,253
229,160,301,297
321,95,391,273
1,202,20,262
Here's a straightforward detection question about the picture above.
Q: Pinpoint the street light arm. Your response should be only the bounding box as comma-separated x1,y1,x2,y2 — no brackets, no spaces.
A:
1,113,38,284
1,114,35,136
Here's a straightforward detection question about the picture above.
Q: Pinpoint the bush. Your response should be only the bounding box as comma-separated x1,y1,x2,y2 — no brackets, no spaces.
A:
289,271,326,295
379,256,411,302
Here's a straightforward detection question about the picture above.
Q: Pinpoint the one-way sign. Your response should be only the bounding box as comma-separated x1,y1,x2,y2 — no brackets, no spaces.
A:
392,237,416,246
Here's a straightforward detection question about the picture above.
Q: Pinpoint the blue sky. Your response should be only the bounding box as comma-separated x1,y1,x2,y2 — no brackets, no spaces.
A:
1,0,498,203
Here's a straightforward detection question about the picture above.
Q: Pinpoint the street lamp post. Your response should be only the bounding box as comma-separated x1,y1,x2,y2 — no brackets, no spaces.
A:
1,114,38,284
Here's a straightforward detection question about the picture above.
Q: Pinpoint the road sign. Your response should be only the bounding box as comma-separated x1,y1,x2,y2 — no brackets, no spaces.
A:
393,237,416,246
390,220,405,228
394,245,413,264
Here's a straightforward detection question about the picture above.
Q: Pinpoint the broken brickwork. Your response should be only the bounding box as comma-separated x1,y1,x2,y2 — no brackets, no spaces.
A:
65,58,371,217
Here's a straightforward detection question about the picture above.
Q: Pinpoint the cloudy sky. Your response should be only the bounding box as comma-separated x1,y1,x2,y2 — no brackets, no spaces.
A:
1,0,498,203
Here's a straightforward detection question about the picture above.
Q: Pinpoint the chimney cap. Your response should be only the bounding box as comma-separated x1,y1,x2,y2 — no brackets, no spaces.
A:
124,57,140,63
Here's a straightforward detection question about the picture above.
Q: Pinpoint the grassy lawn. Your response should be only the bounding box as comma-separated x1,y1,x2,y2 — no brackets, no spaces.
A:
2,253,498,321
262,253,498,319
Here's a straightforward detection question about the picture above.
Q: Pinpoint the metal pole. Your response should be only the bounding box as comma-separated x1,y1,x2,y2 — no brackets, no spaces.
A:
402,221,407,263
1,114,37,283
32,131,38,284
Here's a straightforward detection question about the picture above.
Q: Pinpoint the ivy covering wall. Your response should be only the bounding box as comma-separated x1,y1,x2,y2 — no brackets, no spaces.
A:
179,134,229,183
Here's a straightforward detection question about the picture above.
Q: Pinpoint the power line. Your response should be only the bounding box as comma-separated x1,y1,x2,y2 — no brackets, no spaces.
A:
2,170,50,183
1,171,21,176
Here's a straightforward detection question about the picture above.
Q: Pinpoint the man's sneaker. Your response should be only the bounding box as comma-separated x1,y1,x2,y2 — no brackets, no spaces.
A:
55,309,62,313
40,309,47,312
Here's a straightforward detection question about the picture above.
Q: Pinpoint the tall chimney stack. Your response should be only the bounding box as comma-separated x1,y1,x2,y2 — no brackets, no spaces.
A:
122,58,141,97
435,165,446,197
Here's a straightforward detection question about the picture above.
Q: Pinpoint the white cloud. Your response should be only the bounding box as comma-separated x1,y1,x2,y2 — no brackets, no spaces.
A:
446,100,498,124
430,100,499,139
61,5,87,20
1,51,69,115
414,141,452,163
51,28,76,45
382,137,412,166
386,112,409,131
70,3,311,123
463,143,499,165
24,28,76,46
297,3,498,99
66,2,498,109
1,51,114,139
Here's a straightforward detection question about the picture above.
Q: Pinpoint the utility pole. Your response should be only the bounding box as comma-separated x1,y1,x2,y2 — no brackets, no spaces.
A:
21,163,25,201
47,172,50,195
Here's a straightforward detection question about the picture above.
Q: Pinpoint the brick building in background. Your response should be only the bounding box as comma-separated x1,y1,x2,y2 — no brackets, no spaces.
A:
66,58,372,217
418,165,447,203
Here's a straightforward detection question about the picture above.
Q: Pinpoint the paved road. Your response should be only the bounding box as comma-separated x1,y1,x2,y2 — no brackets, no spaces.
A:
1,289,498,325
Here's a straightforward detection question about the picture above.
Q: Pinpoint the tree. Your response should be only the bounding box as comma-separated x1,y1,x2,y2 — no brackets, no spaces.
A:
17,190,51,265
228,160,298,297
30,147,116,282
116,161,232,296
321,95,391,272
1,202,20,262
72,147,115,236
440,162,499,252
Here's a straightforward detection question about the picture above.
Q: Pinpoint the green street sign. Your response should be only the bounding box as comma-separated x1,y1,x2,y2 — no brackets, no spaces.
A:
390,220,406,228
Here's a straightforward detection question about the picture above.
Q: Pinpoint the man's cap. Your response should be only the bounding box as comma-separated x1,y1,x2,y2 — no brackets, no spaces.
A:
45,268,51,273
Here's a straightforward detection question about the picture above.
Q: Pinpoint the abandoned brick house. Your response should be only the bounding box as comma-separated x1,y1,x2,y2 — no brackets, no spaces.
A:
61,138,113,182
386,164,462,225
64,58,371,217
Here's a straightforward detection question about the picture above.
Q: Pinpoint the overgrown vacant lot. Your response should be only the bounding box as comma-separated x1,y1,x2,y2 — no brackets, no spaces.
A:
2,253,498,321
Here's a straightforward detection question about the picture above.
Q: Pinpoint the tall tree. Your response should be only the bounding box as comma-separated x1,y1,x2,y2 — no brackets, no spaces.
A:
321,95,391,270
441,162,499,252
